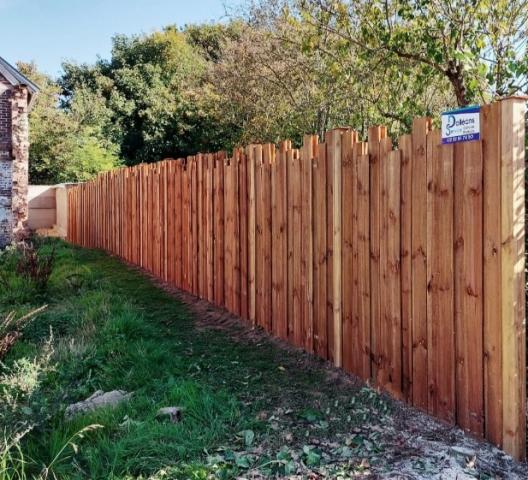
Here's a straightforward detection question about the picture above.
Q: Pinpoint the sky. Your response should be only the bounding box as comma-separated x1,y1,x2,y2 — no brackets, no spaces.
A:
0,0,229,77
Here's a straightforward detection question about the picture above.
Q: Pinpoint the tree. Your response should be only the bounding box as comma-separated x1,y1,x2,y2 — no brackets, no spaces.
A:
17,62,120,184
215,0,452,143
184,22,244,63
60,27,242,165
298,0,528,106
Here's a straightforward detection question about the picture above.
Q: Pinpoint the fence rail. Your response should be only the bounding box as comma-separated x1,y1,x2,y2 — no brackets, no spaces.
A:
67,98,526,460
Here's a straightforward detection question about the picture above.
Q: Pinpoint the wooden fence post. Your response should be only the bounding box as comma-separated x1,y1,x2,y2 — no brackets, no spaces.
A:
329,128,345,368
302,135,316,352
499,97,526,460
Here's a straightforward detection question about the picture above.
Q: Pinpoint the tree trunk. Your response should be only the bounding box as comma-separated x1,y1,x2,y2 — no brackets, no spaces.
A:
446,62,469,106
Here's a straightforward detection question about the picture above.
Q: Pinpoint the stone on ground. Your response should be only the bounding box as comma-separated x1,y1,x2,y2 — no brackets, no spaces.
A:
156,406,184,423
65,390,131,419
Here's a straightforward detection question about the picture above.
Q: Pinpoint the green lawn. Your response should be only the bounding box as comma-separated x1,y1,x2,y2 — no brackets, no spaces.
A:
0,239,463,479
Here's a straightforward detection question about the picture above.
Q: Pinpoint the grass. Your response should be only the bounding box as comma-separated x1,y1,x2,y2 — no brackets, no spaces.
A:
0,239,393,479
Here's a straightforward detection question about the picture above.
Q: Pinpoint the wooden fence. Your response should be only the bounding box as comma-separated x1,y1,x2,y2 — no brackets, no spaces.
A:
67,98,526,460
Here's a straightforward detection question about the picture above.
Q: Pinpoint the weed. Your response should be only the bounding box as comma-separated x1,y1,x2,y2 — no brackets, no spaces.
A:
0,425,102,480
0,240,56,306
15,243,56,293
0,428,31,480
1,307,48,360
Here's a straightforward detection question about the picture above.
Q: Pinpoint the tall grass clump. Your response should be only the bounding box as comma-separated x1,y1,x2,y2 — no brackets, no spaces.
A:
0,240,56,306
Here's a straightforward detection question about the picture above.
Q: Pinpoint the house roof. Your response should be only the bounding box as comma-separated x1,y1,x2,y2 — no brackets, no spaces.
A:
0,56,39,108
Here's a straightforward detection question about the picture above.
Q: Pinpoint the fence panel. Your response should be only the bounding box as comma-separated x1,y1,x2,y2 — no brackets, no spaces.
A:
66,98,526,460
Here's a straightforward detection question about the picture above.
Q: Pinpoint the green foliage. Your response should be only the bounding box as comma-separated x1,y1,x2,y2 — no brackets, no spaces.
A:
61,137,120,183
1,430,31,480
212,1,454,143
0,425,103,480
17,63,120,185
299,0,528,106
184,22,244,63
60,27,241,165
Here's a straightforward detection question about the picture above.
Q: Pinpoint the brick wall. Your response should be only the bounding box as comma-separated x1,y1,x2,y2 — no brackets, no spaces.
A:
0,73,13,248
11,85,29,241
0,72,30,248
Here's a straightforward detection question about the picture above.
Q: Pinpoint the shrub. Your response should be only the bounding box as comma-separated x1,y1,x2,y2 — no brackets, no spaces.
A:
15,243,56,293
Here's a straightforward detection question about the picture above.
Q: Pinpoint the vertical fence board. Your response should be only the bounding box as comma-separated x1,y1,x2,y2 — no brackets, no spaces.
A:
163,162,168,281
165,163,172,283
411,118,431,410
239,151,249,319
355,145,371,379
454,140,484,436
332,130,343,368
380,149,402,397
139,167,145,269
254,146,263,326
255,146,264,328
374,136,393,386
291,150,303,347
481,103,502,446
214,154,225,306
313,142,328,358
302,135,316,352
262,146,272,330
247,146,257,324
191,159,199,295
499,98,526,458
206,155,215,302
342,131,355,373
197,155,205,297
224,154,240,315
234,153,241,316
175,161,183,288
272,144,288,340
224,157,234,313
368,126,384,380
399,135,413,401
181,163,190,291
146,166,153,272
154,165,161,277
428,131,455,422
325,134,335,362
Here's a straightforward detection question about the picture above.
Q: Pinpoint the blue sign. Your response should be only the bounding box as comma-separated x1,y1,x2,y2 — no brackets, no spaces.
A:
441,106,480,144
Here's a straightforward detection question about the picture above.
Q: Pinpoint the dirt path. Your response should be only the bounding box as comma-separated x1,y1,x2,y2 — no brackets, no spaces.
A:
152,274,528,479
